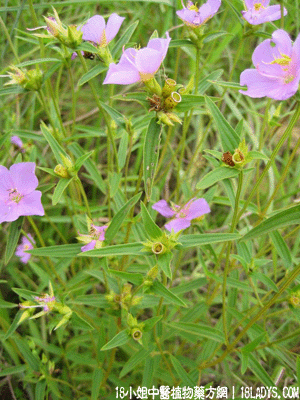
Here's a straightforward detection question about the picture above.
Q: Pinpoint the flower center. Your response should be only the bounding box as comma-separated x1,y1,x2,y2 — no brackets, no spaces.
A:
8,188,23,203
99,30,107,47
24,244,30,250
187,1,199,12
270,53,292,67
284,75,295,84
254,3,263,11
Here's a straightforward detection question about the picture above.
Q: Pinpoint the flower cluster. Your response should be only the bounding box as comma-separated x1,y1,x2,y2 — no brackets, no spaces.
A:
15,234,35,264
176,0,221,28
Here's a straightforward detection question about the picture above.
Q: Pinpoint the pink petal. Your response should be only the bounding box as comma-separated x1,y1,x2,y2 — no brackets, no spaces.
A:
152,200,175,218
103,63,140,85
240,69,297,100
176,9,198,25
105,13,125,43
9,162,38,195
0,167,13,200
0,202,20,223
135,48,165,75
165,218,191,233
147,32,171,58
80,15,105,44
18,191,44,217
292,31,300,65
81,240,96,252
186,198,211,220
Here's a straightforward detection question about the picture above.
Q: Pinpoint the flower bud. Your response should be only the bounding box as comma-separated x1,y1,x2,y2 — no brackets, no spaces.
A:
144,77,162,96
157,111,173,126
166,112,182,125
163,92,182,110
66,25,83,49
54,164,71,178
162,78,177,98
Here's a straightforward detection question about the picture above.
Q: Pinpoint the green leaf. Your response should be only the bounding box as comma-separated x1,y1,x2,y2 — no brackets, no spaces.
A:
205,95,240,152
120,348,152,378
29,243,82,258
169,39,194,48
248,354,277,387
74,150,94,171
157,252,173,279
210,80,246,90
196,166,240,190
108,270,144,286
241,333,266,355
248,150,269,161
252,272,279,293
105,192,142,243
14,337,40,371
203,31,229,43
242,204,300,241
71,312,93,330
179,233,241,248
140,201,162,239
0,365,27,377
176,95,206,112
78,242,145,257
5,216,24,265
52,177,74,205
111,20,139,58
0,86,26,96
143,118,162,201
0,131,11,148
35,380,47,400
68,142,106,193
170,355,196,386
16,58,61,68
78,64,107,86
0,299,18,308
151,281,187,307
91,368,103,400
99,101,126,127
3,310,23,340
166,322,224,342
101,330,130,351
142,316,163,332
72,295,110,308
40,122,68,164
270,230,292,269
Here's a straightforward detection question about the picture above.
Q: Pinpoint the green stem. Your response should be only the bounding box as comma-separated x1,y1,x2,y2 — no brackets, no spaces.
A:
75,177,92,219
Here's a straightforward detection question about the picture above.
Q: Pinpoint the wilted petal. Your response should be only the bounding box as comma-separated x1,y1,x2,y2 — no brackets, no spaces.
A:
10,162,38,195
81,240,96,252
165,218,191,233
19,191,44,216
186,198,211,220
105,13,125,43
11,135,23,148
152,200,175,218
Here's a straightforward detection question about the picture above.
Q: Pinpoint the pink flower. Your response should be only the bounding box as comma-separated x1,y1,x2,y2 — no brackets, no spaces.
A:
71,14,125,59
176,0,221,28
15,234,35,264
77,223,108,252
242,0,287,25
103,32,171,85
152,198,210,233
240,29,300,100
0,162,44,224
11,135,25,153
33,295,56,312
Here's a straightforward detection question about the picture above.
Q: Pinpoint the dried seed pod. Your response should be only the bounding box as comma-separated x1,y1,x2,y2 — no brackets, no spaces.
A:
222,151,235,167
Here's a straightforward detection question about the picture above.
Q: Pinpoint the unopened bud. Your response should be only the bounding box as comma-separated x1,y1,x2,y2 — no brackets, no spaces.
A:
54,164,70,178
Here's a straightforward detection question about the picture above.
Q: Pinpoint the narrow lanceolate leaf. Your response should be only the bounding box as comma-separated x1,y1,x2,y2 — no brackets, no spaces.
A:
151,281,187,307
157,252,173,279
5,216,24,265
120,348,152,378
40,122,68,164
170,355,197,386
14,337,40,371
140,201,162,239
196,167,240,190
105,192,142,243
176,95,206,112
99,101,126,128
74,150,94,171
143,118,162,201
270,230,292,268
242,204,300,241
205,95,240,153
210,80,246,90
68,142,106,193
78,65,107,86
108,270,144,286
166,322,224,342
0,365,27,377
91,368,103,400
101,330,130,351
179,233,241,248
29,243,82,258
111,20,139,58
78,242,145,257
0,86,25,96
52,177,74,205
0,299,18,308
